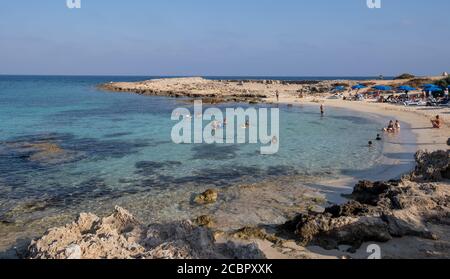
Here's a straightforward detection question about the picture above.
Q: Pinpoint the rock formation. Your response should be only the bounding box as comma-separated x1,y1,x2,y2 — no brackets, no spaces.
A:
284,150,450,251
194,189,219,205
27,206,265,259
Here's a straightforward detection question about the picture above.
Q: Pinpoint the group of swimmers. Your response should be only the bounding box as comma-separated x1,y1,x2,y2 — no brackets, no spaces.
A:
383,120,401,133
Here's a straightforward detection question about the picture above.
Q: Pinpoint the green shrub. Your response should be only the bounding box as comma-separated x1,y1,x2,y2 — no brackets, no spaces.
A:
394,73,415,80
436,77,450,88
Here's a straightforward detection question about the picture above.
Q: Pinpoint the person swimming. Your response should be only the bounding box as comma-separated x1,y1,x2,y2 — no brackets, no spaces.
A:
383,120,395,133
395,120,401,131
376,134,382,141
368,141,373,147
272,136,278,144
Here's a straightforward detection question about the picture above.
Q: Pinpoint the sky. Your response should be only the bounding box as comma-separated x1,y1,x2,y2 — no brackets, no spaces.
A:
0,0,449,76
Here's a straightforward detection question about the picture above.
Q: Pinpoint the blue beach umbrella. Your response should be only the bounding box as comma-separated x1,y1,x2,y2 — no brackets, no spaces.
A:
397,85,416,91
422,84,438,88
333,86,346,92
424,87,443,92
352,84,367,90
372,85,392,91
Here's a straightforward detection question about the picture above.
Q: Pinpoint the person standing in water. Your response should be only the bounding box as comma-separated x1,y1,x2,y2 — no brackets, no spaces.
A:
395,120,401,131
320,104,324,115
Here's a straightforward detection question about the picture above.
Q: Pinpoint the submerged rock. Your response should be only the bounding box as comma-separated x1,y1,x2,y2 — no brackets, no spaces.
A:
194,189,219,205
193,215,215,228
5,140,82,165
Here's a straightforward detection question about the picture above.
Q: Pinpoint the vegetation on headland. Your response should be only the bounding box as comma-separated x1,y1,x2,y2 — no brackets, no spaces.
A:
436,76,450,88
394,73,416,80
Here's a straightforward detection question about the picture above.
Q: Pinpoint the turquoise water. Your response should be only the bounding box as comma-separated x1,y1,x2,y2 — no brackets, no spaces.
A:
0,76,389,252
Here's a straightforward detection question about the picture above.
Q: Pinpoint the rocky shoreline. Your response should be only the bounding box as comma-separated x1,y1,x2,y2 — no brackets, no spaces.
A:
27,149,450,259
98,77,340,104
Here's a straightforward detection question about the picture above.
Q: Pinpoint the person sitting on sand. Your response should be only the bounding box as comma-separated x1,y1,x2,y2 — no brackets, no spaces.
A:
431,115,442,129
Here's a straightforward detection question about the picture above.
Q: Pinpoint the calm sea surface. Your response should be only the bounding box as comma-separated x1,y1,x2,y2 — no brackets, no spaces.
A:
0,76,396,254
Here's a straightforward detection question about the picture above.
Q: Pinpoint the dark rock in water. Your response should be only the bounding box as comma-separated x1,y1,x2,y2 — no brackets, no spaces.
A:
0,216,15,225
135,160,182,176
193,215,215,228
4,141,82,165
194,189,218,205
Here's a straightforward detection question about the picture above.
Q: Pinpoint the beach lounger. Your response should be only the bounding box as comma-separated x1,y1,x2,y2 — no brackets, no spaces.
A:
404,100,427,106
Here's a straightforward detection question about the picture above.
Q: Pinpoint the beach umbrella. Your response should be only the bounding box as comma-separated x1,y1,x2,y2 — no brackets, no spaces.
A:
372,85,392,91
397,85,416,92
424,87,443,92
422,84,438,88
333,86,346,92
352,84,367,90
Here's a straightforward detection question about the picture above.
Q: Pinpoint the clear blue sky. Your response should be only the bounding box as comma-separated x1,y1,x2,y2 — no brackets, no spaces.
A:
0,0,449,76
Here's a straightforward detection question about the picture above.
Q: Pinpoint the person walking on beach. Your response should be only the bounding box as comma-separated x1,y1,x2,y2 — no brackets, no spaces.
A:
275,90,279,102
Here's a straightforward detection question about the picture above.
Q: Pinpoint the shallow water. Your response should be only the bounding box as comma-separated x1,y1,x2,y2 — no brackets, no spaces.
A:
0,76,403,254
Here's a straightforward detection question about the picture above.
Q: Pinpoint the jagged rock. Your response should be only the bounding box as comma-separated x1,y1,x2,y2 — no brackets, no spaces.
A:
64,244,82,259
325,200,375,217
231,227,280,244
193,215,215,228
299,214,391,249
194,189,218,205
414,150,450,180
351,180,393,205
27,206,265,259
284,152,450,251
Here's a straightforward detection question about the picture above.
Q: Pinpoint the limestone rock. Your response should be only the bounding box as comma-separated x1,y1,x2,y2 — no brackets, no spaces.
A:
194,189,218,205
27,206,265,259
414,150,450,181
